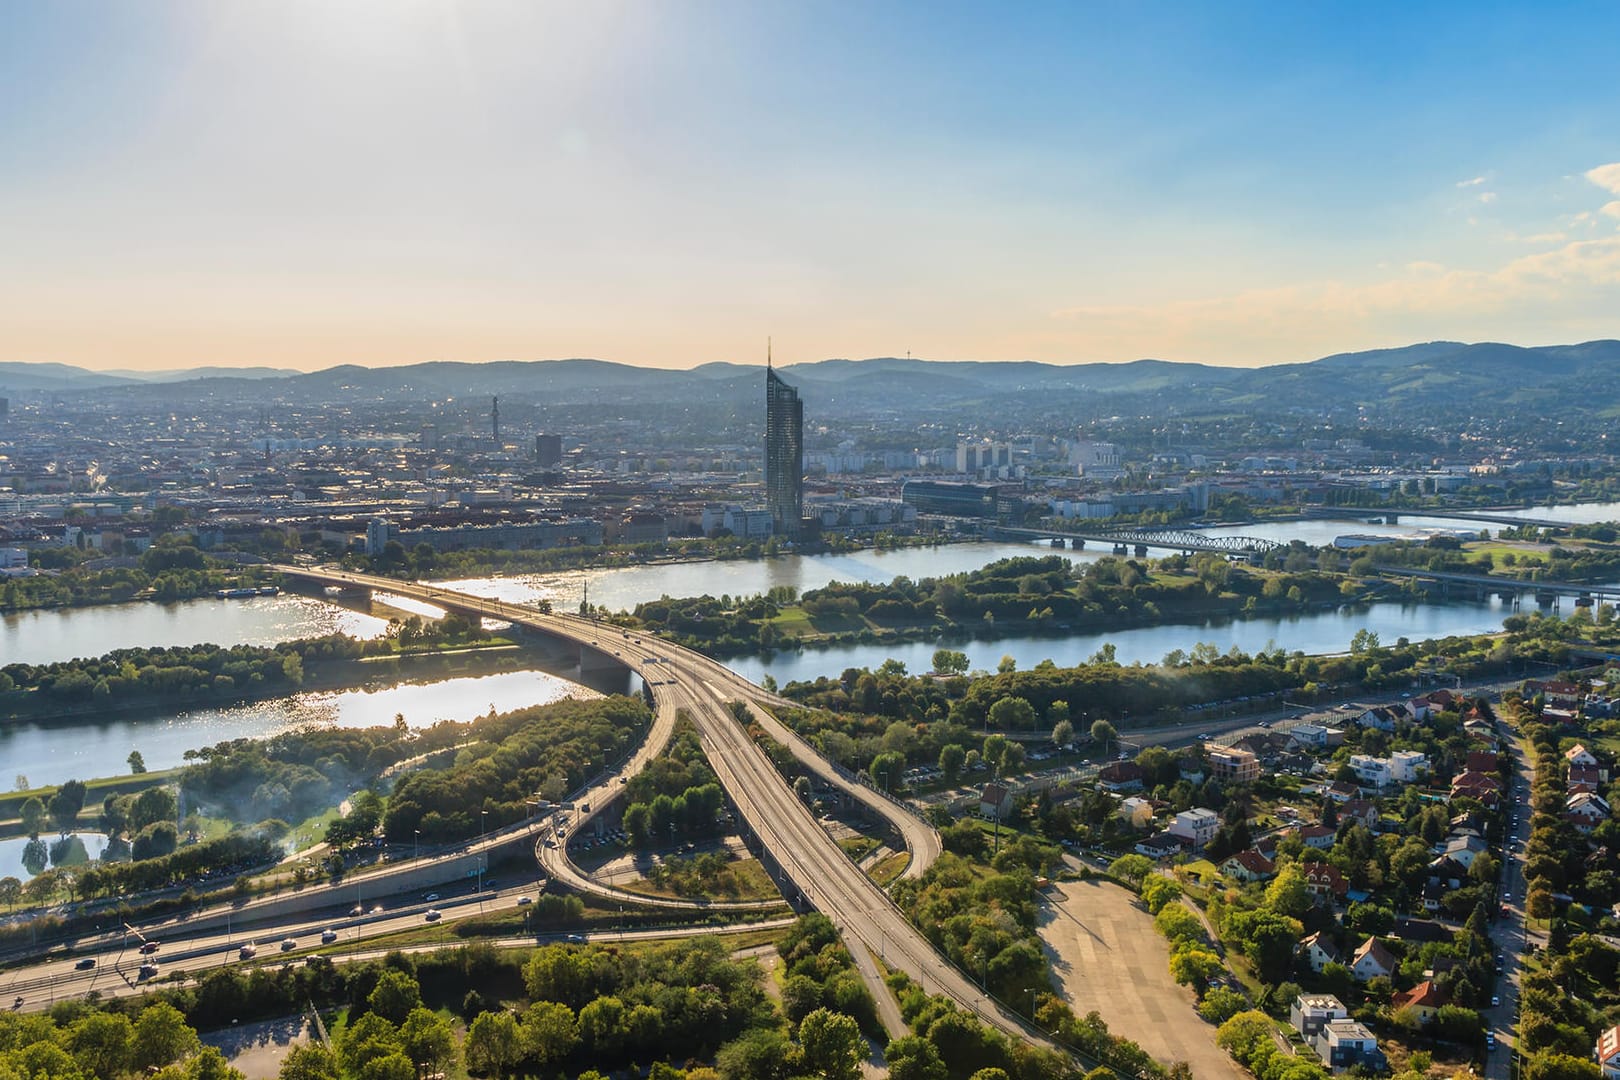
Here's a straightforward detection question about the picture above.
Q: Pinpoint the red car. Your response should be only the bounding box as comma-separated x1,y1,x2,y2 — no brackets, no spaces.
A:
139,941,160,955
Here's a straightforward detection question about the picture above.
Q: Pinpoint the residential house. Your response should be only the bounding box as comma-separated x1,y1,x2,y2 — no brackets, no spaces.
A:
1320,781,1361,803
1290,724,1347,749
1340,799,1380,830
1392,980,1449,1024
1566,792,1612,834
1359,705,1404,731
1442,834,1489,870
1299,931,1342,974
1099,760,1145,793
1222,849,1277,883
979,783,1014,820
1451,771,1503,806
1298,824,1338,850
1304,862,1349,903
1567,744,1599,769
1533,680,1584,709
1389,751,1428,782
1177,751,1207,785
1208,746,1261,784
1392,917,1453,945
1166,808,1220,851
1349,937,1396,982
1291,993,1348,1038
1406,690,1456,721
1466,750,1500,774
1317,1020,1385,1072
1597,1023,1620,1080
1349,754,1392,788
1570,763,1605,795
1118,796,1156,830
1134,833,1183,859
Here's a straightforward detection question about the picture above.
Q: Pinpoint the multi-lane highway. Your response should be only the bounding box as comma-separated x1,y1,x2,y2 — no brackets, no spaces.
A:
270,567,1036,1046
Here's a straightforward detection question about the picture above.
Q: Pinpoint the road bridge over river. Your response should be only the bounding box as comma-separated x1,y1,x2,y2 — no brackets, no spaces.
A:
1375,565,1620,602
271,566,1070,1050
992,525,1283,557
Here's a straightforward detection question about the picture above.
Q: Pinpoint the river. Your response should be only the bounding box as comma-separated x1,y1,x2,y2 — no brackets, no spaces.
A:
8,504,1620,791
2,669,592,793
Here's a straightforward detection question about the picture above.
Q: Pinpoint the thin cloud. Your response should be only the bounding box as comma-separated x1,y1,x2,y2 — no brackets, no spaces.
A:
1587,162,1620,195
1456,176,1487,187
1478,191,1498,204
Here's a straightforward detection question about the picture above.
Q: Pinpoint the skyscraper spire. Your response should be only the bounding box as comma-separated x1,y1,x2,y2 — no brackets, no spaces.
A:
767,336,772,370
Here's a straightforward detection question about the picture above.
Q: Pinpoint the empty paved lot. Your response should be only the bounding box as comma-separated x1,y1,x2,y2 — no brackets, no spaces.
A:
1039,878,1245,1080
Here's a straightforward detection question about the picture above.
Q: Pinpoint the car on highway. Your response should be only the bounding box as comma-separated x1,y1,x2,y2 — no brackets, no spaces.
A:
239,943,258,960
517,895,533,906
75,958,96,970
424,909,442,922
139,941,160,955
11,996,21,1010
138,963,159,980
423,892,439,902
565,933,584,943
280,938,297,952
321,929,339,944
350,904,364,916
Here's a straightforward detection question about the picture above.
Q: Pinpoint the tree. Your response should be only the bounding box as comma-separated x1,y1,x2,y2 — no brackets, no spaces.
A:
1197,987,1249,1025
939,744,966,784
128,751,148,774
188,1045,246,1080
463,1011,522,1077
0,877,20,910
1090,720,1118,754
1141,875,1182,915
797,1008,864,1080
1522,1053,1602,1080
338,1014,402,1078
399,1009,457,1077
782,975,823,1024
132,1002,201,1071
933,649,970,675
1051,719,1074,748
884,1035,948,1080
1263,863,1312,918
278,1045,341,1080
66,1010,135,1079
367,969,423,1025
622,802,651,846
1108,854,1154,887
870,751,905,793
1169,948,1223,995
358,1054,415,1080
987,696,1036,732
520,1001,578,1068
1154,904,1204,947
20,796,46,838
715,1028,795,1080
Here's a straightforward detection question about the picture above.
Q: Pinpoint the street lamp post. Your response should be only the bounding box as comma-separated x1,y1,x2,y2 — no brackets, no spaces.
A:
414,829,420,863
479,810,489,909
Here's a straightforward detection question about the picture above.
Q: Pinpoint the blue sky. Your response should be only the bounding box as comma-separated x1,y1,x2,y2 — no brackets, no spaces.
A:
2,1,1618,370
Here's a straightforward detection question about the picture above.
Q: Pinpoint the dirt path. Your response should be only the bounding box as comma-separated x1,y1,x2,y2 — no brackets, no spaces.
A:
1038,878,1245,1080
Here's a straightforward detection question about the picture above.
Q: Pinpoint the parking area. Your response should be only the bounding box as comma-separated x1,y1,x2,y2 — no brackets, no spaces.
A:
1039,878,1245,1080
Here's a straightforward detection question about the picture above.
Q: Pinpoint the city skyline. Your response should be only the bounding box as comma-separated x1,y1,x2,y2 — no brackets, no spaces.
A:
4,2,1620,373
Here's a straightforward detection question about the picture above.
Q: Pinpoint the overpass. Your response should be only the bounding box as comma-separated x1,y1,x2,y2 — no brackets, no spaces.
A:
1304,507,1570,530
271,567,1077,1049
993,525,1283,557
1376,565,1620,602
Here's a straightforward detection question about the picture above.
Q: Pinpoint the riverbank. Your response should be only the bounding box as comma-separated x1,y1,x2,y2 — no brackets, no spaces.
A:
0,639,533,728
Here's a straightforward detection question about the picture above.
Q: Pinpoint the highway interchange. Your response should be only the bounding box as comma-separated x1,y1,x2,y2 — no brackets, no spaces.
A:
5,564,1545,1073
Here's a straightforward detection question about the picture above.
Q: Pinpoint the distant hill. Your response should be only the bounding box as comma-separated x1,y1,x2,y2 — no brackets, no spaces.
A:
3,340,1618,423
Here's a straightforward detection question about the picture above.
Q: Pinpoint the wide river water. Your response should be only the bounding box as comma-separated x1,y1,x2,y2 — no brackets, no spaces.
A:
5,503,1618,792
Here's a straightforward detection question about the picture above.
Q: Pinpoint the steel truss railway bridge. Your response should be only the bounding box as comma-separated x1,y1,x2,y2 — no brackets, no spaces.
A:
993,524,1284,557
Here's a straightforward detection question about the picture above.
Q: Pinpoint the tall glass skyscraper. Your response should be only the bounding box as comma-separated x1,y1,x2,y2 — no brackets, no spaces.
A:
765,360,803,538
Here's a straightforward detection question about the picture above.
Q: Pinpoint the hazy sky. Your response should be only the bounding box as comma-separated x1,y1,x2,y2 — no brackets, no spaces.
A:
4,2,1620,372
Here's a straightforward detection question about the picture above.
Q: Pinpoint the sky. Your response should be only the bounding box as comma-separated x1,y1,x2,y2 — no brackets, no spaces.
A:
3,1,1620,373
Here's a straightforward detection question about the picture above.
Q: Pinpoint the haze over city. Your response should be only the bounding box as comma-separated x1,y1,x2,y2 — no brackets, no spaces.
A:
4,1,1620,372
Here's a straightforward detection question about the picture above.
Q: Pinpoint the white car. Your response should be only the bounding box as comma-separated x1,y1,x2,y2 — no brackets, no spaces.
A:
517,895,534,906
